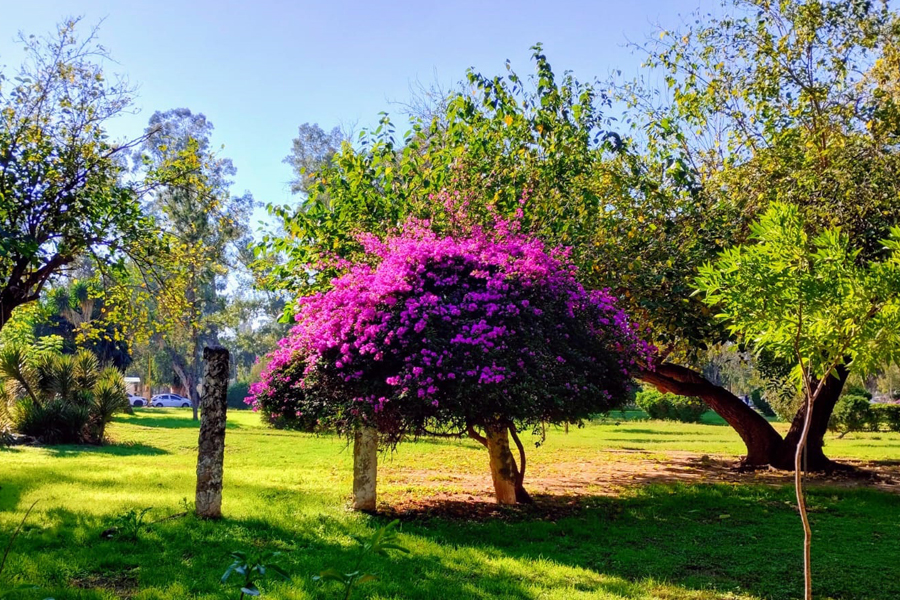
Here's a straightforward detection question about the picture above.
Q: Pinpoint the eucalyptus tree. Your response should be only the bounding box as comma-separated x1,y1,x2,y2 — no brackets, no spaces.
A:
136,109,254,419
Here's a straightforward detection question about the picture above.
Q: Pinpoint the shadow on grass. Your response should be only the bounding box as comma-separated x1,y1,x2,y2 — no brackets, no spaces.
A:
612,428,715,436
117,411,242,430
46,442,169,458
392,483,900,600
14,482,900,600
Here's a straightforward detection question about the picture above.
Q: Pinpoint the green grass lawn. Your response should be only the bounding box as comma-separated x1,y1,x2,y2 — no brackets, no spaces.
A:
1,409,899,599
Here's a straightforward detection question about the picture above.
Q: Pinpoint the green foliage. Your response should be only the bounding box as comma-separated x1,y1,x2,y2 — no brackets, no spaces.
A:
221,549,289,599
697,203,900,385
750,389,775,418
829,395,875,437
873,404,900,432
314,520,409,600
0,19,154,330
257,46,616,317
226,382,250,410
844,384,873,401
761,376,804,422
90,368,130,442
608,0,900,362
35,280,132,370
13,397,91,445
634,389,707,423
109,507,153,543
639,0,900,257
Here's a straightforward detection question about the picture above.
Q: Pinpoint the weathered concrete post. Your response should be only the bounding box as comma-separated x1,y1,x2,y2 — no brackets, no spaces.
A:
352,425,378,511
195,346,229,519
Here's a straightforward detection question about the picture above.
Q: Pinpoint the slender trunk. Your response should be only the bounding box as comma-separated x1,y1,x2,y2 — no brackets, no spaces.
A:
190,339,203,421
773,365,848,471
638,363,783,466
352,425,378,512
484,422,518,505
170,355,199,420
794,364,836,600
508,424,533,504
190,365,201,421
795,391,814,600
195,346,229,519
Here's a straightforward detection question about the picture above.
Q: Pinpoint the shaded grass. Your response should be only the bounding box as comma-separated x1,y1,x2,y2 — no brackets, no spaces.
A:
0,409,898,599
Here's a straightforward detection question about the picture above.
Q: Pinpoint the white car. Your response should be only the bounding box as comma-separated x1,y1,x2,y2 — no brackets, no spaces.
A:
127,394,147,407
151,393,192,408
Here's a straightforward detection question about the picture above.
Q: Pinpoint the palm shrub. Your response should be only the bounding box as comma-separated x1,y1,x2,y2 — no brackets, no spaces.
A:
0,346,129,444
635,389,706,423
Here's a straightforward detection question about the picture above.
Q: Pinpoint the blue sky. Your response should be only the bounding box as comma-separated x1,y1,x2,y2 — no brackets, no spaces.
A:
1,0,714,227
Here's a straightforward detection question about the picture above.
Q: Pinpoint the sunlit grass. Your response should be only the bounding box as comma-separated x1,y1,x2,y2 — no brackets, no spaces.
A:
1,409,898,599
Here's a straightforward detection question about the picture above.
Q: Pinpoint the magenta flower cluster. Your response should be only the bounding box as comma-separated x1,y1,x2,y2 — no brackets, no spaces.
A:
248,192,653,440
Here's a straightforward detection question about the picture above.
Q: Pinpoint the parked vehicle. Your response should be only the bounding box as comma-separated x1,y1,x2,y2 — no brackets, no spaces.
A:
151,393,192,408
127,394,146,407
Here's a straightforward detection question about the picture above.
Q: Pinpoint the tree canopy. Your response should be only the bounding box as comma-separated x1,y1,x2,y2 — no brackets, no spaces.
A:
0,20,153,330
256,45,618,313
248,194,650,503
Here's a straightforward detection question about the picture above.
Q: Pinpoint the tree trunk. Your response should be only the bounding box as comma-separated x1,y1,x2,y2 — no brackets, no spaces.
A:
190,344,204,421
484,422,519,505
195,346,229,519
640,362,849,472
508,424,533,504
170,356,199,420
772,365,849,471
0,299,14,333
0,290,32,333
638,363,783,466
190,373,200,421
352,425,378,512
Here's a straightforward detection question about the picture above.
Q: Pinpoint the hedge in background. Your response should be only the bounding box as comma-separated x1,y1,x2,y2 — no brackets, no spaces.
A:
873,404,900,433
635,389,706,423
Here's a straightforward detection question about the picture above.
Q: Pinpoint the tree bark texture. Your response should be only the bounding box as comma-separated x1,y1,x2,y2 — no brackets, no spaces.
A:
352,425,378,511
195,346,229,519
638,362,847,471
484,422,519,505
773,365,849,471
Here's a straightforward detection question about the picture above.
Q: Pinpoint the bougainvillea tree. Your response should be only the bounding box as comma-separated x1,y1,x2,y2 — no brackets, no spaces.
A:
248,194,651,506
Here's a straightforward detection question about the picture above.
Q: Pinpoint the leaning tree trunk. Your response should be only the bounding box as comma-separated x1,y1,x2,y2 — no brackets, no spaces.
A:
638,363,783,467
640,362,849,471
772,365,849,471
352,425,378,511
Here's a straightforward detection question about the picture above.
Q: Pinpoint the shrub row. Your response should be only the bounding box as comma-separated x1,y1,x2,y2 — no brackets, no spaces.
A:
635,389,707,423
829,393,900,436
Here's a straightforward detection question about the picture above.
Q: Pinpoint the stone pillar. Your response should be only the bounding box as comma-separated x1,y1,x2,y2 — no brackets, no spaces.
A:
195,346,229,519
352,425,378,511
